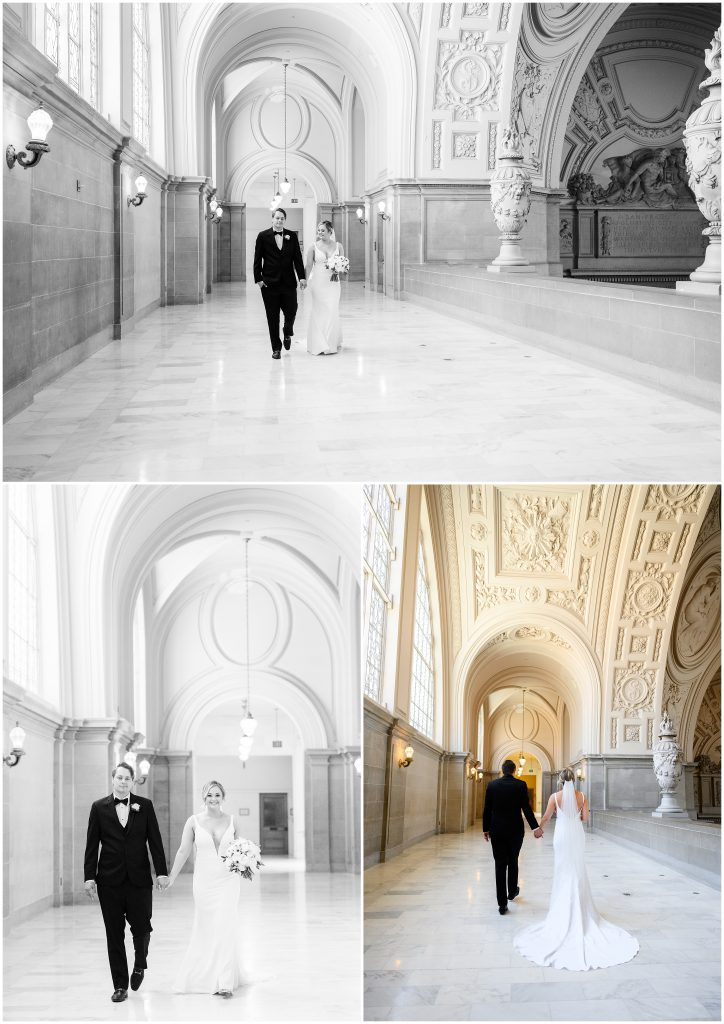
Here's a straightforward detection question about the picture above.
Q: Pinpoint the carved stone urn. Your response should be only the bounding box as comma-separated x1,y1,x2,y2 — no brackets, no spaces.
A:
678,27,721,295
488,126,535,274
652,712,688,817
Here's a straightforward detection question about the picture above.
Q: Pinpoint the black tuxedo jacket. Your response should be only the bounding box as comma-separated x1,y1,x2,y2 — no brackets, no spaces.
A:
482,774,539,839
253,227,305,291
84,793,168,888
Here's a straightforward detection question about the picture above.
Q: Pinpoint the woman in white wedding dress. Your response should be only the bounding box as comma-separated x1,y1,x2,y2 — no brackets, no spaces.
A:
514,768,639,971
304,220,343,355
168,781,246,997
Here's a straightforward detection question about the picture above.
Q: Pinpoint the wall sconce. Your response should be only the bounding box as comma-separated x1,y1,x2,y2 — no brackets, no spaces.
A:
206,191,223,223
6,103,53,170
354,756,362,776
127,174,148,207
4,722,27,767
576,766,585,784
135,758,151,785
476,767,485,782
378,200,391,221
356,206,368,224
399,744,414,768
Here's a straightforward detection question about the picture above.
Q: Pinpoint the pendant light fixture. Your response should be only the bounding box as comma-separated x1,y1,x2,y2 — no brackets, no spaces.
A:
280,60,291,195
518,687,527,775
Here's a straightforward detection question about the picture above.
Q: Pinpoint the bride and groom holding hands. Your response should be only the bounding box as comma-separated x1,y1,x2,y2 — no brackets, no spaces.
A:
84,762,257,1002
483,759,639,971
254,208,348,358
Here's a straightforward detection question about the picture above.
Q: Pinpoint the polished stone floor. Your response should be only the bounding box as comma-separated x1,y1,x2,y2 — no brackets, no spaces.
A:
3,860,360,1021
4,283,720,482
364,826,720,1021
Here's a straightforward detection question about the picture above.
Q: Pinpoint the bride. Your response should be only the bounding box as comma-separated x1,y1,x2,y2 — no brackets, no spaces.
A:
168,780,246,997
514,767,639,971
304,220,344,355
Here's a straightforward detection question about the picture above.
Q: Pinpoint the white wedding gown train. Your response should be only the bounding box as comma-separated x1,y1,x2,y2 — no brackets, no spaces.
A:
173,815,247,993
513,782,639,971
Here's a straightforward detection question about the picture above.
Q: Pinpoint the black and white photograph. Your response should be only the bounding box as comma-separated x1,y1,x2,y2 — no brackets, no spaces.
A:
3,483,361,1021
3,1,720,483
363,484,721,1021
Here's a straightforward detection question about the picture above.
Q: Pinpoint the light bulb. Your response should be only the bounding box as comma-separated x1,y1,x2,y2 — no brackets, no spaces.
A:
135,175,147,195
9,722,25,750
280,178,291,194
27,105,53,142
378,200,386,214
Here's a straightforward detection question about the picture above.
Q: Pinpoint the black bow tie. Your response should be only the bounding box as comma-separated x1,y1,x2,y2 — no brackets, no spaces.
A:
274,230,284,235
114,797,129,806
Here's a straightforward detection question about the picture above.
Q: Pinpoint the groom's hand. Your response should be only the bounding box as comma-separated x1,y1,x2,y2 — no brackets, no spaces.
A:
156,875,170,891
533,827,544,838
299,280,307,290
84,880,97,901
483,831,490,842
256,280,266,288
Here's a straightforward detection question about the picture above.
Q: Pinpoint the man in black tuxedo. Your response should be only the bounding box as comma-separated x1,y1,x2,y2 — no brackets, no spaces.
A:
483,759,543,915
253,207,306,359
84,762,168,1002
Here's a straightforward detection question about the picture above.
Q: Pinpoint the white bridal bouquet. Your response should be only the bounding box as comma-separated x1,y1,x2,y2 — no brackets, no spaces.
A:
220,837,264,880
325,253,350,281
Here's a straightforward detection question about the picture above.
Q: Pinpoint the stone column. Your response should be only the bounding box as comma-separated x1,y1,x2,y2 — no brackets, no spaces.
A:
678,27,721,296
305,750,332,871
112,138,140,337
440,753,469,833
164,176,211,304
652,713,689,817
158,752,192,871
488,126,535,274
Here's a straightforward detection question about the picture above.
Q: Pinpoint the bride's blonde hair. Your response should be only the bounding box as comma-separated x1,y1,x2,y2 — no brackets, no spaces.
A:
558,767,575,786
201,780,225,802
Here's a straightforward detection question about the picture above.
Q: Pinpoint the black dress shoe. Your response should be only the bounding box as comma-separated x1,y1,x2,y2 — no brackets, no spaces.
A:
283,336,291,350
111,988,128,1002
508,887,520,900
499,905,508,915
130,968,144,991
272,350,281,359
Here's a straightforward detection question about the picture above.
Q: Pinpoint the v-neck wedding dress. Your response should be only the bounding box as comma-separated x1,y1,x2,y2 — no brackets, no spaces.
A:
173,814,246,993
306,242,343,354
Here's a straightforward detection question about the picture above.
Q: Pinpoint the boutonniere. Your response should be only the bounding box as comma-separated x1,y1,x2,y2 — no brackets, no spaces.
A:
284,234,290,240
131,803,140,812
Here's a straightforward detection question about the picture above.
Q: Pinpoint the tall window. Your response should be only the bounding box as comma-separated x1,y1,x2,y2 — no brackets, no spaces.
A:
67,3,81,93
44,2,60,66
89,2,100,110
363,484,397,702
6,487,39,692
132,3,150,151
410,539,435,737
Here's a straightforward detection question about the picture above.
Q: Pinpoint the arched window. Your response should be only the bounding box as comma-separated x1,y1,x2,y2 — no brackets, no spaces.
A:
41,3,101,109
6,487,39,692
363,484,397,702
132,3,150,152
409,538,435,738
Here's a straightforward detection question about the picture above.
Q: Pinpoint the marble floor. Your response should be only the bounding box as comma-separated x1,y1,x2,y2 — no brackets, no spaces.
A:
3,860,361,1021
364,826,721,1022
4,283,720,482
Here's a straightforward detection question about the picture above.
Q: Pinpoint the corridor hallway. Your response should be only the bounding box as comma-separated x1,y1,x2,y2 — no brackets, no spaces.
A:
364,826,720,1022
4,282,719,483
3,861,360,1022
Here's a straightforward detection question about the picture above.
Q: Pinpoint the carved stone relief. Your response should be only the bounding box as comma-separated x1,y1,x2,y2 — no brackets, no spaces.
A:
408,2,423,35
692,489,721,555
587,485,604,521
440,3,452,29
439,485,462,655
435,33,503,120
470,485,485,513
471,522,486,542
613,668,656,714
487,122,498,170
499,3,511,32
485,626,571,650
432,120,443,169
644,485,706,520
622,563,676,626
474,551,518,615
693,674,722,763
571,75,607,133
453,132,478,158
464,3,489,15
500,493,572,575
624,724,641,742
673,563,721,669
510,51,560,171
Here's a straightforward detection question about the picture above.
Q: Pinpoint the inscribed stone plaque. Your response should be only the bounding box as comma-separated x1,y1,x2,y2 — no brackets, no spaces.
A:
597,210,705,258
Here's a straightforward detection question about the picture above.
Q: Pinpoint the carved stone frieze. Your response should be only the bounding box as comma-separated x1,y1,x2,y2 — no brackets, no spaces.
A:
435,33,503,120
611,717,618,749
568,147,692,209
570,75,607,133
644,485,707,520
587,484,603,521
487,122,498,170
471,522,486,542
624,724,641,743
613,668,656,714
440,3,452,29
622,563,676,626
470,485,485,513
500,492,572,575
650,531,672,554
630,635,648,655
510,51,560,170
432,120,443,169
499,3,511,31
485,626,571,650
647,718,654,749
474,551,518,616
464,3,489,15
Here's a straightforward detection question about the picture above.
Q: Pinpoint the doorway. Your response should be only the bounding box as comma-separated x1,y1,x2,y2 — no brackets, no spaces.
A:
260,792,289,855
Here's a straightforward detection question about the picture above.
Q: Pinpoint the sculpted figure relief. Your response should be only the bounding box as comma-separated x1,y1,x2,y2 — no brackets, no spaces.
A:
568,147,693,208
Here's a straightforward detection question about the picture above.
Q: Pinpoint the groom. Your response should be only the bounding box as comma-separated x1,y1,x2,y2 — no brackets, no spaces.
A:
483,759,543,915
254,207,306,359
84,761,169,1002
